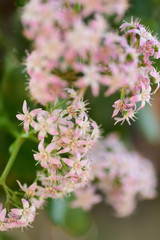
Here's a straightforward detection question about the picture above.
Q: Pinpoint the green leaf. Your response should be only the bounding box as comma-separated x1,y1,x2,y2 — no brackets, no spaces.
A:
47,197,92,236
48,198,67,225
64,206,92,236
138,105,160,143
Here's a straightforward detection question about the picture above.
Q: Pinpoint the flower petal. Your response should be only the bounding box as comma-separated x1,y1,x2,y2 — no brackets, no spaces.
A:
23,100,28,114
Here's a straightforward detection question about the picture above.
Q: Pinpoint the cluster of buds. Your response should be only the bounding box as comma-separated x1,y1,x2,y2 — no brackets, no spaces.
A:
71,133,157,217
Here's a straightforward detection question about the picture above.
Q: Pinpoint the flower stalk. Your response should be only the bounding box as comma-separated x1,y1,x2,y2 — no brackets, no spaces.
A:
1,136,24,182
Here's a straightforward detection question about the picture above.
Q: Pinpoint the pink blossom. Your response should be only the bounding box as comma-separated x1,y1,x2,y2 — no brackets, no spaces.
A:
17,181,37,198
75,65,100,96
34,140,61,168
11,199,36,226
71,134,157,217
71,186,102,211
34,111,58,139
130,84,151,110
17,90,99,200
114,109,137,125
63,156,88,177
16,100,41,133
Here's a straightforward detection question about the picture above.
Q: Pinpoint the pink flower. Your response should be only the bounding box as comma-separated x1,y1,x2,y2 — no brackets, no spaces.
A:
17,181,37,198
11,199,36,226
71,186,102,211
130,84,151,110
34,111,58,139
114,109,137,125
34,139,61,168
112,100,128,118
75,65,100,96
63,156,88,177
29,72,68,106
16,100,41,133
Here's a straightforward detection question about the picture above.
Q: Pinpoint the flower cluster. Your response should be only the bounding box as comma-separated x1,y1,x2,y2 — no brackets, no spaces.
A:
71,133,157,217
22,1,160,125
21,0,128,104
9,89,99,230
0,199,35,231
112,19,160,124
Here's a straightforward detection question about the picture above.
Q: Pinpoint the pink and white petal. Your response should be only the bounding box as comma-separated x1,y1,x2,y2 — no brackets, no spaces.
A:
80,160,88,166
22,198,29,208
38,131,46,140
24,122,29,134
93,195,102,204
55,185,63,192
38,140,44,152
91,84,99,97
76,119,83,126
74,127,81,139
30,108,41,117
137,101,145,111
61,137,71,144
11,208,23,216
30,205,36,213
67,121,74,128
65,171,74,178
33,153,39,161
49,157,61,165
46,142,56,153
0,208,6,221
48,127,58,136
16,114,25,121
62,158,74,167
37,111,48,122
17,180,25,192
30,182,37,192
47,116,54,125
58,148,69,154
41,162,48,168
30,120,37,129
23,100,28,114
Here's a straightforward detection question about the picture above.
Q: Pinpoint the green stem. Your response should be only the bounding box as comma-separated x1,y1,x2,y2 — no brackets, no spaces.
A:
120,87,125,100
60,158,69,173
21,130,39,143
52,99,69,110
46,103,49,111
1,136,24,182
33,168,46,183
73,2,81,13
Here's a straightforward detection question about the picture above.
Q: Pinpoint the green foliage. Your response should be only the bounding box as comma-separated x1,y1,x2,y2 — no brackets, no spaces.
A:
137,106,160,144
15,0,29,7
48,197,92,236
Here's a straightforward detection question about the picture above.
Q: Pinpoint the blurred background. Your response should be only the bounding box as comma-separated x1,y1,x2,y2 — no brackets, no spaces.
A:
1,0,160,239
